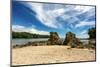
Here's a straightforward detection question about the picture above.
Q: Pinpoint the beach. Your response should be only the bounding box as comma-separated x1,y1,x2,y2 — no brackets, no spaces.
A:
12,45,95,65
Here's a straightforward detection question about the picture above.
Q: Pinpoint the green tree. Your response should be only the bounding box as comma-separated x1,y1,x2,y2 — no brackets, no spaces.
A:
12,32,49,38
88,28,96,39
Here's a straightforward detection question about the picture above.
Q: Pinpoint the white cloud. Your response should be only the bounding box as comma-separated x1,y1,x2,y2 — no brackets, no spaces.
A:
80,30,87,35
74,6,94,13
12,25,49,35
26,3,78,28
76,30,89,38
27,3,60,28
52,8,65,15
85,8,95,19
12,25,25,29
75,21,95,28
76,34,89,38
60,14,71,20
24,2,95,29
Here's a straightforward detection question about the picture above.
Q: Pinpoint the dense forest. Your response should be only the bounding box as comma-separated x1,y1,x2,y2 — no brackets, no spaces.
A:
12,32,49,38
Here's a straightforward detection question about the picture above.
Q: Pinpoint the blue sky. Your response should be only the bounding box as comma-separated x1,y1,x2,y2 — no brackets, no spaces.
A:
12,1,96,38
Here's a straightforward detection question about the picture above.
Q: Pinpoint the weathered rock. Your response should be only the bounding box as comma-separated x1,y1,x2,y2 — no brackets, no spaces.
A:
47,32,62,45
63,32,82,48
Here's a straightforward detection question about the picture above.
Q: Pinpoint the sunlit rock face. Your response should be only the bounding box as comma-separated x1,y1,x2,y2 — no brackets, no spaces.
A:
63,32,82,48
47,32,62,45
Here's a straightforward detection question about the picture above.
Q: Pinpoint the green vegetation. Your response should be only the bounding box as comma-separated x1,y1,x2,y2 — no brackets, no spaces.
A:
12,29,96,49
88,27,96,49
88,27,96,39
12,32,49,38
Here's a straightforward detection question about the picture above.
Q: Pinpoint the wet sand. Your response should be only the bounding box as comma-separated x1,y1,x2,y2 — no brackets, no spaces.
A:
12,45,95,65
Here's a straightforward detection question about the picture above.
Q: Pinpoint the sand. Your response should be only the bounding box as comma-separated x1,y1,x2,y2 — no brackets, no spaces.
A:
12,45,95,65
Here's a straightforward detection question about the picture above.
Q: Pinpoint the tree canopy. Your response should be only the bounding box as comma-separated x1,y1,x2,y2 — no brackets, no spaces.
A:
88,27,96,39
12,32,49,38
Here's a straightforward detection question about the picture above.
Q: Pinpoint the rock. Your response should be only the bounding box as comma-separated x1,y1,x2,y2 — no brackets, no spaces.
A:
47,32,62,45
63,32,82,48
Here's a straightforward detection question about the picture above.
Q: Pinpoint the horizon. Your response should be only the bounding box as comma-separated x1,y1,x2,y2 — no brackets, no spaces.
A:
12,1,96,38
12,31,91,39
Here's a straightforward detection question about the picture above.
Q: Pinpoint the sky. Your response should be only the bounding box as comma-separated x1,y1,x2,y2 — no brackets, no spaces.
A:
12,1,96,38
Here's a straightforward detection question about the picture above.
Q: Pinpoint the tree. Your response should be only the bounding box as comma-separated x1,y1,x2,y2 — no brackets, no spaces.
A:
88,28,96,39
12,31,49,38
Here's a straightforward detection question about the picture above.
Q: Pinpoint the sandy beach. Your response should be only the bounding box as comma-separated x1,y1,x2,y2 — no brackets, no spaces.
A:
12,45,95,65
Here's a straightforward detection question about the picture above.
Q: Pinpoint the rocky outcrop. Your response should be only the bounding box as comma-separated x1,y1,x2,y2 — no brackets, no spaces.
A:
63,32,82,48
47,32,62,45
13,32,86,48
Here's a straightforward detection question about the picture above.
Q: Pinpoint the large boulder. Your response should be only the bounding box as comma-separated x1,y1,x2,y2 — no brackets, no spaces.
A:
47,32,62,45
63,32,82,48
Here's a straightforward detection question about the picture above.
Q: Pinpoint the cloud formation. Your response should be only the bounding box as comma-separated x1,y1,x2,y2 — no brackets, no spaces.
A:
12,25,49,35
75,21,95,28
76,30,89,38
26,2,95,29
12,2,96,38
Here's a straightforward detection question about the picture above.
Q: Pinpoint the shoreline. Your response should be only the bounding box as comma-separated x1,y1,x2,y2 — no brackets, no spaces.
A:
12,41,95,49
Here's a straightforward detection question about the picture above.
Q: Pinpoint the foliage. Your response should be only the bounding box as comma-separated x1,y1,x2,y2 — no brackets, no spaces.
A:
12,32,49,38
88,27,96,49
88,28,96,39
